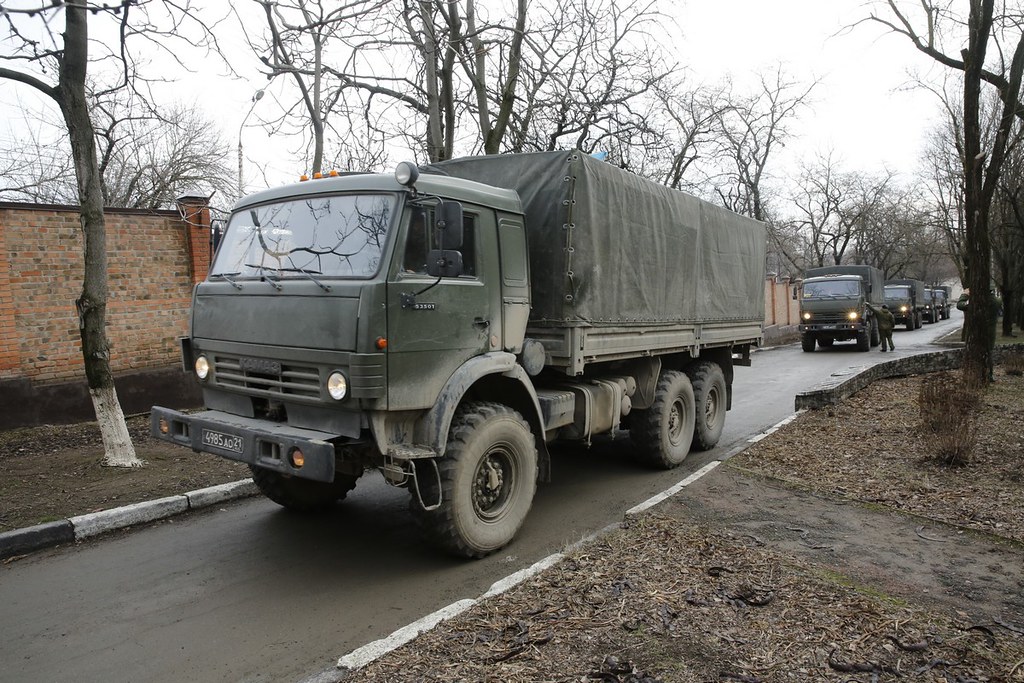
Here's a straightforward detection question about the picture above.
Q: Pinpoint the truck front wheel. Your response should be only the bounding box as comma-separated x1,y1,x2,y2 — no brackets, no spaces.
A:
630,370,695,468
686,361,726,451
250,467,358,513
413,402,538,558
801,334,816,352
856,327,870,351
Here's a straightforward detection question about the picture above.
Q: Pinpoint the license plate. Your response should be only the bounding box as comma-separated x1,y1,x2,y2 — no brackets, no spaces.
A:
202,429,243,453
821,325,837,330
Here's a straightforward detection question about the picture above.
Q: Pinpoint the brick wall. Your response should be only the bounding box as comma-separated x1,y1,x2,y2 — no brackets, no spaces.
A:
0,200,211,427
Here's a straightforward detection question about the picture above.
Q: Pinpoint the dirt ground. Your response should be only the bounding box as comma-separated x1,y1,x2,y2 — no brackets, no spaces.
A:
2,365,1023,682
0,414,249,531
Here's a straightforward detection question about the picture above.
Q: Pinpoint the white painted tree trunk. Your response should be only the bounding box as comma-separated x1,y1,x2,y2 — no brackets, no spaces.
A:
91,385,143,468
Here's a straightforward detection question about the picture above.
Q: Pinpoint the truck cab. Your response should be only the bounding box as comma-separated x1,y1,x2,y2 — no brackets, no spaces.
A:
798,274,878,352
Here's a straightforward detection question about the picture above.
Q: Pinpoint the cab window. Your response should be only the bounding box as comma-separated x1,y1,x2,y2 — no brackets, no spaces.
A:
402,209,477,277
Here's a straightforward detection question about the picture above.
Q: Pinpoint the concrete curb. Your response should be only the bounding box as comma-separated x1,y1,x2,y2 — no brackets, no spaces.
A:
0,478,257,560
794,344,1024,410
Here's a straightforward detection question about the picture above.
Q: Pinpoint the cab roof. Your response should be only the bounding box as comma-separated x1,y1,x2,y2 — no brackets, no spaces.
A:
232,170,523,214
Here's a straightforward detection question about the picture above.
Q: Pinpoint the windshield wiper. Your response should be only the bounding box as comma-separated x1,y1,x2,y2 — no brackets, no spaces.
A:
244,263,283,290
211,272,243,290
278,266,331,292
243,264,330,292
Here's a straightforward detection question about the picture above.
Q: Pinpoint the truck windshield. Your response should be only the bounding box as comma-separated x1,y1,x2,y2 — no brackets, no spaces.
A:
803,280,860,298
210,193,397,279
884,286,910,300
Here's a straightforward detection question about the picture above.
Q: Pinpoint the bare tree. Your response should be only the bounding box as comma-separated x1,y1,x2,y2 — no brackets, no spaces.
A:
243,0,387,174
711,69,816,223
0,0,220,467
2,96,236,209
869,0,1024,382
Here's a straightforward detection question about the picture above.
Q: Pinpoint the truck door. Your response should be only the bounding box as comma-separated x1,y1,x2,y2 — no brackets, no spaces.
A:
386,205,501,410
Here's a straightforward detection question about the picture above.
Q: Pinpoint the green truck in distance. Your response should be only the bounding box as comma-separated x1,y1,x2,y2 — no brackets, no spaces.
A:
798,265,884,352
884,278,926,331
150,151,766,558
930,285,952,321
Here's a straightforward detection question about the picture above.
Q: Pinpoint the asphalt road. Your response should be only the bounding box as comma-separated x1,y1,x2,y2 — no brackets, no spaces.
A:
0,313,963,683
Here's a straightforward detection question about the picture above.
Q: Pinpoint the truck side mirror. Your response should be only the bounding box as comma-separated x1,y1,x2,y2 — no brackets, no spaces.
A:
436,201,464,250
792,286,799,301
426,249,464,278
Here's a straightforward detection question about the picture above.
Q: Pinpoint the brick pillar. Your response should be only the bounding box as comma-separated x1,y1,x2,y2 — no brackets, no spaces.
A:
176,193,213,285
0,210,17,375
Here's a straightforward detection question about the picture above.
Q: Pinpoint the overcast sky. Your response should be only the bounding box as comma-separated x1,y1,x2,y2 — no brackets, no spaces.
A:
672,0,946,177
0,0,954,195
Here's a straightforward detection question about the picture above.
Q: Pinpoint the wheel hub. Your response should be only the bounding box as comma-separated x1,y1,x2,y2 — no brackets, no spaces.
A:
474,453,507,515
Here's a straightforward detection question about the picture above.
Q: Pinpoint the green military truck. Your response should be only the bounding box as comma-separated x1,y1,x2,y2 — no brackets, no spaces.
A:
151,151,766,558
883,278,926,331
798,265,884,352
934,285,952,320
923,287,942,323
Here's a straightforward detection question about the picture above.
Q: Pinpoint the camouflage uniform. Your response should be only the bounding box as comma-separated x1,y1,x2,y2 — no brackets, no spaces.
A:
867,303,896,351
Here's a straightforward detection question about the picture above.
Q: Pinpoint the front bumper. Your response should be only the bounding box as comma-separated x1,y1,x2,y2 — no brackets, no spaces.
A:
151,406,338,482
799,322,866,334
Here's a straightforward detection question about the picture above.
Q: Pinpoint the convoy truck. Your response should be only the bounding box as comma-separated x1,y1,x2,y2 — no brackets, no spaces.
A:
934,285,952,320
798,265,884,352
150,151,765,558
883,278,926,330
923,287,941,323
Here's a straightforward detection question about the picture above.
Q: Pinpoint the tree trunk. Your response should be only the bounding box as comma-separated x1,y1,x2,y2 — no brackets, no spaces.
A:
961,0,996,384
58,5,141,467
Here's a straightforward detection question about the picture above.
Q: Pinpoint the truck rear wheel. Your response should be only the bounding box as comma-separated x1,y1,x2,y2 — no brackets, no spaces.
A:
686,361,726,451
801,334,816,352
250,466,358,513
630,370,695,468
412,402,538,559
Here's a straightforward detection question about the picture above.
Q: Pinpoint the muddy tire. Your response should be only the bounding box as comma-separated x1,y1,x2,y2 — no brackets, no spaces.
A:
630,370,695,469
869,318,880,347
801,334,816,352
855,327,870,351
686,361,726,451
412,402,537,559
250,466,358,513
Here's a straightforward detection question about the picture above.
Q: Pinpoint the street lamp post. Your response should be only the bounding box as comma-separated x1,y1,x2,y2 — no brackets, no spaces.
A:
237,89,265,198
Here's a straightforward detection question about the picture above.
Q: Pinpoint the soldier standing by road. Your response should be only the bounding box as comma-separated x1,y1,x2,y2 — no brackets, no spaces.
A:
866,302,896,352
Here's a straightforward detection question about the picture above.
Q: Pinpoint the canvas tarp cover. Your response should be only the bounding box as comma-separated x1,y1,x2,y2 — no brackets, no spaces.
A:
426,151,766,326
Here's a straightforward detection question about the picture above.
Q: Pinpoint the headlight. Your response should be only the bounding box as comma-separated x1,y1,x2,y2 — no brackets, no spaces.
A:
802,312,812,321
327,371,348,400
900,305,909,313
194,355,210,380
847,311,860,320
394,161,419,186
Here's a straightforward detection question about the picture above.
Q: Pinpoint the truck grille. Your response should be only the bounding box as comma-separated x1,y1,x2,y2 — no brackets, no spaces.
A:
213,355,321,399
808,313,848,324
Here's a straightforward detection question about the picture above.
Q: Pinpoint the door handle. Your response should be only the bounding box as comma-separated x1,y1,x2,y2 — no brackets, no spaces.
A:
473,317,490,329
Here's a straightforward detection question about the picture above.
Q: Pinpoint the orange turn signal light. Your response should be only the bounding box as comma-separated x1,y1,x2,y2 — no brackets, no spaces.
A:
375,337,388,350
289,448,305,469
